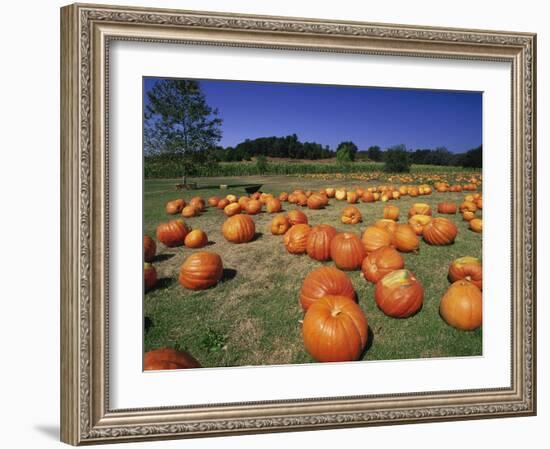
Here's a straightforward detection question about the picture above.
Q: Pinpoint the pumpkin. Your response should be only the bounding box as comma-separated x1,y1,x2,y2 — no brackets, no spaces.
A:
392,224,420,252
355,187,365,197
408,203,432,218
469,218,483,233
279,192,289,202
189,197,205,211
270,214,291,235
295,193,308,207
440,280,482,331
392,190,401,200
346,191,359,204
362,226,392,253
374,270,424,318
178,251,223,290
266,198,282,213
408,214,432,235
437,202,457,214
238,196,250,209
307,193,326,210
144,235,156,262
283,224,311,254
144,348,201,370
335,189,347,201
287,209,308,226
306,224,337,261
341,206,362,225
208,196,220,207
408,186,419,197
374,219,397,235
462,210,475,221
222,214,256,243
460,201,477,213
330,232,366,270
156,219,189,247
383,205,400,221
224,202,241,217
361,191,375,203
259,193,273,204
144,262,157,292
250,192,261,200
448,256,482,289
245,199,262,215
300,266,356,311
184,229,208,248
361,246,405,284
225,194,237,203
325,188,336,198
181,205,198,218
475,198,483,209
423,217,458,245
288,193,298,204
166,198,185,215
302,295,368,362
217,198,230,210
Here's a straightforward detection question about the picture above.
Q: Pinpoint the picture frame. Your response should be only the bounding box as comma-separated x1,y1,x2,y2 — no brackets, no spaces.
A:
60,2,536,445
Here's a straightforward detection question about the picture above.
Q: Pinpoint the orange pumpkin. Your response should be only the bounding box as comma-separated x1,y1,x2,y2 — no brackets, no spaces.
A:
225,194,237,203
217,198,230,210
341,205,362,225
325,188,336,198
166,198,185,215
361,246,405,284
144,262,157,292
266,198,282,213
270,214,291,235
423,217,458,245
374,219,397,235
448,256,482,289
361,191,375,203
156,219,189,247
383,205,400,221
330,232,366,270
408,203,432,218
144,348,201,370
144,235,156,262
295,193,308,206
306,224,337,261
374,270,424,318
462,210,475,221
440,281,482,331
222,214,256,243
475,198,483,209
408,214,432,235
184,229,208,248
178,251,223,290
437,202,457,214
279,192,289,202
238,196,250,209
287,209,308,226
346,191,359,204
299,266,356,311
181,205,198,218
460,201,477,213
208,196,220,207
391,224,420,252
335,189,347,201
362,226,392,253
224,202,241,217
245,199,262,215
470,218,483,233
302,295,368,362
189,197,205,212
307,193,326,210
283,224,311,254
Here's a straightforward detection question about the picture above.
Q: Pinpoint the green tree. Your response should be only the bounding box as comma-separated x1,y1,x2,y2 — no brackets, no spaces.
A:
383,145,411,173
367,145,382,161
461,145,482,168
256,155,268,173
144,79,222,175
336,141,358,164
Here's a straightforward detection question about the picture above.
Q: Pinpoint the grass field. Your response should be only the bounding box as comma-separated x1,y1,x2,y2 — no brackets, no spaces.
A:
144,174,482,368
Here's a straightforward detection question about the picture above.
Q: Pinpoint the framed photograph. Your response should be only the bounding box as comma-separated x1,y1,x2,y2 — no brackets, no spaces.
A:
60,3,536,445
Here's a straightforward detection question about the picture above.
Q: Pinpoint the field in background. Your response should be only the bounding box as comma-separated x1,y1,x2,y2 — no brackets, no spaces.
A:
144,174,482,368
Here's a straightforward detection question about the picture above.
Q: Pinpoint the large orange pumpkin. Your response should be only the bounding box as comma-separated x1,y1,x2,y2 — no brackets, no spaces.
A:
144,348,201,370
144,262,157,292
144,235,156,262
383,205,400,221
362,226,392,253
469,218,483,233
423,217,458,245
302,295,368,362
391,224,420,252
361,246,405,284
222,214,256,243
266,198,282,213
341,205,362,225
448,256,482,289
440,280,482,331
283,224,311,254
299,266,356,311
166,198,185,215
178,251,223,290
437,202,457,214
270,214,291,235
287,209,308,226
184,229,208,248
408,203,432,218
374,269,424,318
156,219,189,247
306,224,337,261
408,214,432,236
330,232,366,270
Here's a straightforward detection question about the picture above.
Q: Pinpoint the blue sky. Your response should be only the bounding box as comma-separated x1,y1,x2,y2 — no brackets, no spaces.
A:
144,78,482,153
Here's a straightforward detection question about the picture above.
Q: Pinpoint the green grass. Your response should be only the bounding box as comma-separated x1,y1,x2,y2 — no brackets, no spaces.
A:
144,174,482,367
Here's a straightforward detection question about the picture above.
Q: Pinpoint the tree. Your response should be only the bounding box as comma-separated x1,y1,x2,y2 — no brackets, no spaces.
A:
461,145,482,168
144,79,222,175
336,141,358,164
367,145,382,162
256,155,268,173
383,145,411,173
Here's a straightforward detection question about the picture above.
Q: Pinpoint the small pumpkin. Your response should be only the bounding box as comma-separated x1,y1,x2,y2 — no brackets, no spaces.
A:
335,189,347,201
238,196,250,209
362,226,392,253
144,348,201,370
144,235,156,262
374,269,424,318
437,202,457,214
448,256,482,289
462,210,476,221
460,201,477,213
279,192,289,202
225,194,237,203
178,251,223,290
283,224,311,254
383,205,400,221
302,295,368,362
208,196,220,207
408,203,432,218
266,198,282,213
408,214,432,236
144,262,157,292
391,224,420,253
299,266,356,311
189,197,205,212
440,280,482,331
245,199,262,215
270,214,291,235
217,198,230,210
295,193,308,206
181,205,198,218
346,191,359,204
330,232,366,270
222,214,256,243
166,198,185,215
469,218,483,233
287,209,308,226
361,246,404,284
361,191,375,203
156,219,189,247
184,229,208,248
306,224,337,261
423,217,458,245
325,188,336,198
224,202,242,217
341,206,362,225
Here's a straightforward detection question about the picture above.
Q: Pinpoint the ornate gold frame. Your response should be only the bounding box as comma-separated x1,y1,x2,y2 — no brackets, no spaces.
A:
60,3,536,445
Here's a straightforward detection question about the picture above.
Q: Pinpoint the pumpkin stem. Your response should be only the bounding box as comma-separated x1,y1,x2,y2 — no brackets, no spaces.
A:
331,309,342,317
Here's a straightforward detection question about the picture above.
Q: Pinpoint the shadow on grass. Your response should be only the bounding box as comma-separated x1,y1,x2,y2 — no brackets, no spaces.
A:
222,268,237,282
144,316,153,332
363,326,375,357
154,277,175,290
154,253,175,262
252,232,263,242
